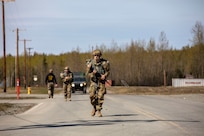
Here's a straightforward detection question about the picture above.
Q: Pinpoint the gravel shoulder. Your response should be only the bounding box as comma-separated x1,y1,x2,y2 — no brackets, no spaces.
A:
0,93,47,116
0,103,36,116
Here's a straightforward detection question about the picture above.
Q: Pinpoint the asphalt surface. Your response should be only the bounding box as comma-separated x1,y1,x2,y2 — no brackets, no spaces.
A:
0,92,204,136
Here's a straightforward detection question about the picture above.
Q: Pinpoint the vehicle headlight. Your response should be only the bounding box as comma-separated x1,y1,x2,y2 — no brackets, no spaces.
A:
71,83,75,87
80,83,84,87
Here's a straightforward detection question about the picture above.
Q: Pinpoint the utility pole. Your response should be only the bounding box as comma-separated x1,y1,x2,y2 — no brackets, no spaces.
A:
15,28,19,83
13,27,25,95
19,39,31,89
1,0,11,92
15,28,20,98
2,0,6,92
163,69,167,87
27,47,33,87
1,0,15,92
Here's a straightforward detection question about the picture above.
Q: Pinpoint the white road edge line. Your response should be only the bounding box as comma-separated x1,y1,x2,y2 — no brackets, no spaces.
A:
21,103,44,115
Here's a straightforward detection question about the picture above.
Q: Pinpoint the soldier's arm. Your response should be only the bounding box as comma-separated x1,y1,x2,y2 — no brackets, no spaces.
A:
102,60,110,78
86,61,94,78
70,73,73,81
54,75,57,84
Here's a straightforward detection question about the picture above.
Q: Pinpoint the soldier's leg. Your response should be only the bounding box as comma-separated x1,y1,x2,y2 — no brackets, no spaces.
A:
97,83,105,117
89,82,97,116
47,83,51,98
67,84,72,101
89,83,96,104
50,83,54,98
63,83,68,100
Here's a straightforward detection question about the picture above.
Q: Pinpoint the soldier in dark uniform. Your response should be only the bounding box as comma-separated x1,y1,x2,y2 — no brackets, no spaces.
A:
45,69,58,98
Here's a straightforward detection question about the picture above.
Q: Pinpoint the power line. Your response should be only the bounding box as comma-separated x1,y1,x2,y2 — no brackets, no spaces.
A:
13,28,25,97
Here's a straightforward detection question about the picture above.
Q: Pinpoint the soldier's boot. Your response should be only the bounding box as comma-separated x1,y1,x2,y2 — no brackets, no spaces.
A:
51,91,54,98
98,110,102,117
91,108,96,116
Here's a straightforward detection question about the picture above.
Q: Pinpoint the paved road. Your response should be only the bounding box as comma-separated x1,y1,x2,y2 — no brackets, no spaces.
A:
0,92,204,136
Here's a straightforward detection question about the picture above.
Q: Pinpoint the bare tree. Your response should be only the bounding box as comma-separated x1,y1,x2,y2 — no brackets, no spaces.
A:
191,21,204,45
157,31,169,86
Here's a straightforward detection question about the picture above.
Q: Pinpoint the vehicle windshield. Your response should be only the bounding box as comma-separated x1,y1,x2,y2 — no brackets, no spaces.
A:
74,77,86,82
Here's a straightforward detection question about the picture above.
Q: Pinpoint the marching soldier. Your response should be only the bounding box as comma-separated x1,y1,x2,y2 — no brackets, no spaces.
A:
86,49,110,117
60,66,73,101
45,69,58,98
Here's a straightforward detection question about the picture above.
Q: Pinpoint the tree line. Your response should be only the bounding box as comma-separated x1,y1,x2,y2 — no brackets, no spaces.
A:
0,21,204,87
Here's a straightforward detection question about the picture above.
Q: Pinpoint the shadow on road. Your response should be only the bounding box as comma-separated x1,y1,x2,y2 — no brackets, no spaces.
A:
0,116,199,132
104,113,138,117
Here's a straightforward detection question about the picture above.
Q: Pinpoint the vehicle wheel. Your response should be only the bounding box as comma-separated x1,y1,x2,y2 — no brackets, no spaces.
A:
72,89,75,93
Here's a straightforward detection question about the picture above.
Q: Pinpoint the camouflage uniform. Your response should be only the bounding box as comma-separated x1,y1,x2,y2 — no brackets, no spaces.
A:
45,69,57,98
60,66,73,101
86,49,110,117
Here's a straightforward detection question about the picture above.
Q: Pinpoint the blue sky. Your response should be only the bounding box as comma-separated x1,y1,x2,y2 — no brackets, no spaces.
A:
0,0,204,56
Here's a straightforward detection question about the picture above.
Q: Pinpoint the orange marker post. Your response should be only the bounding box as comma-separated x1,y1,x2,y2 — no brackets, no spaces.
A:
16,78,20,99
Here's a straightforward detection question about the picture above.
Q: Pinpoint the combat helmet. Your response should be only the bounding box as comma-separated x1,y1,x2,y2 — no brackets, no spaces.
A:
92,49,102,56
64,66,69,70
